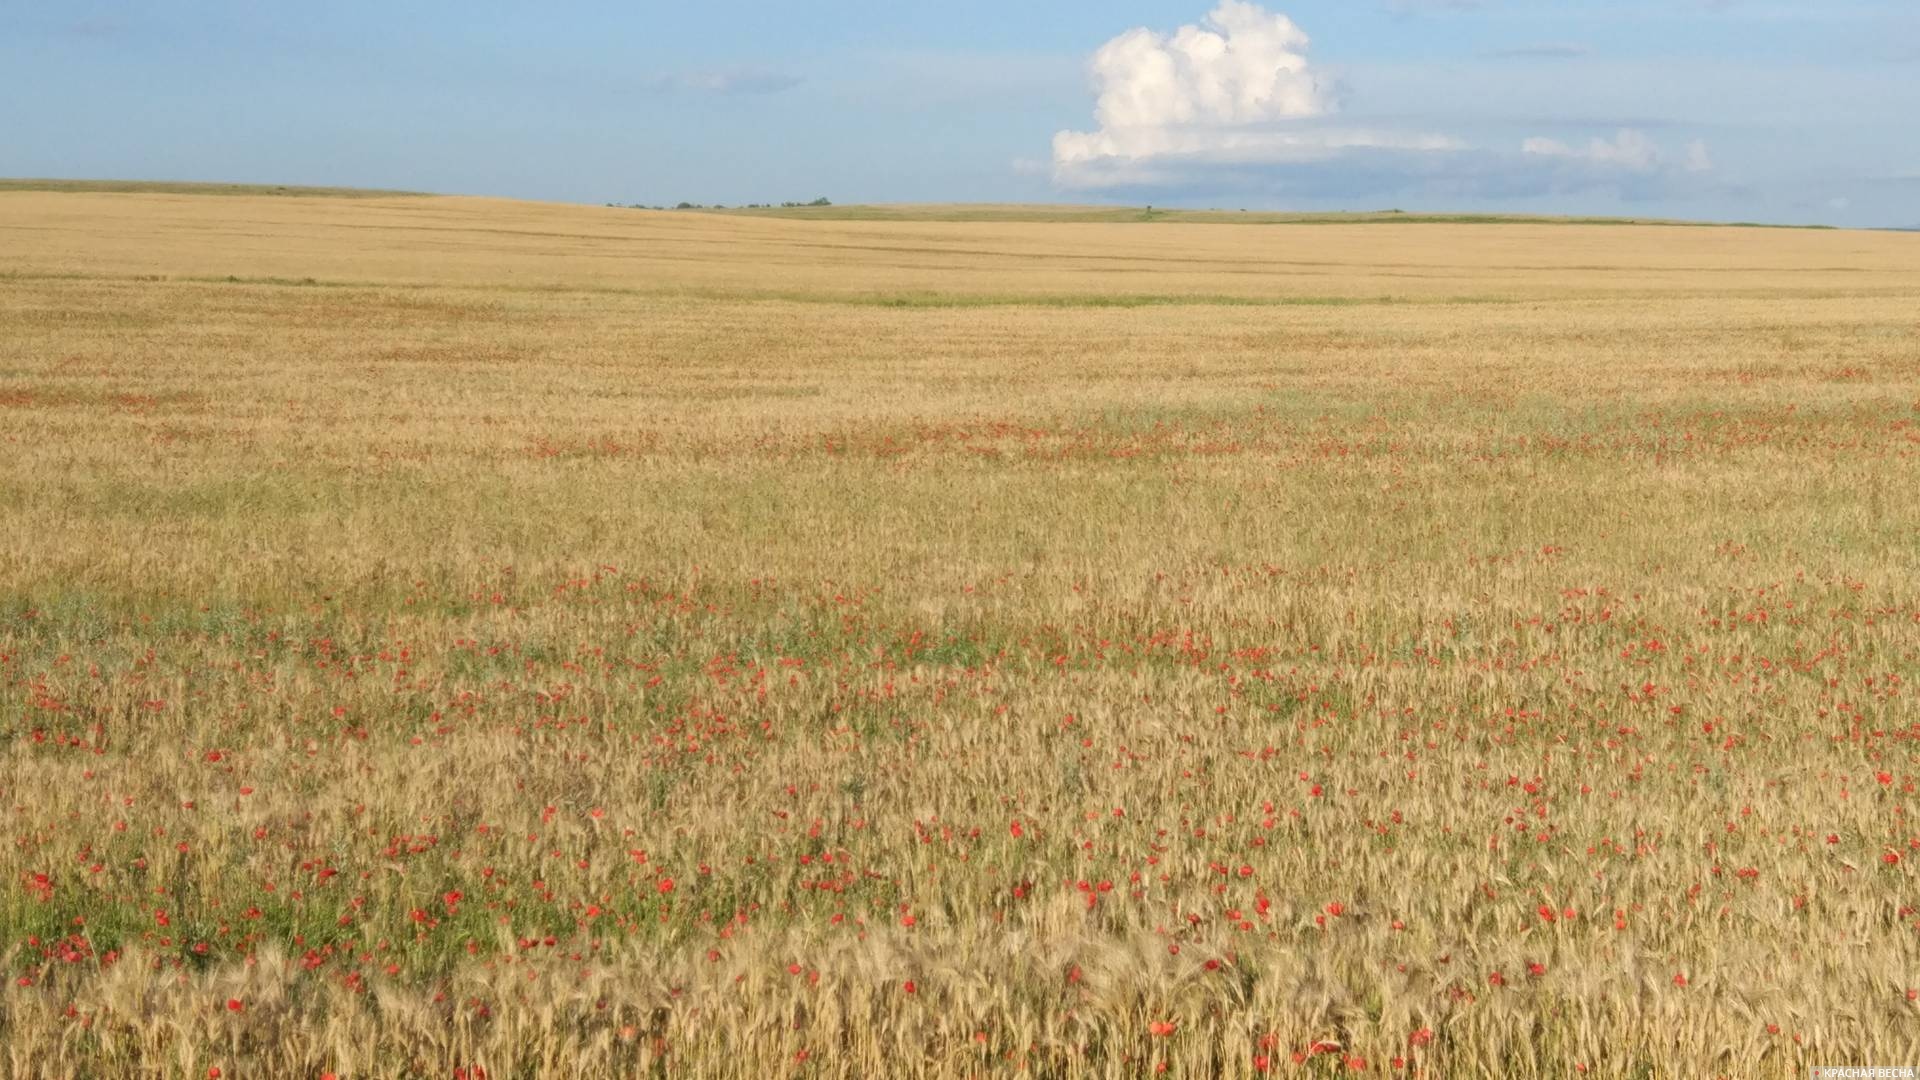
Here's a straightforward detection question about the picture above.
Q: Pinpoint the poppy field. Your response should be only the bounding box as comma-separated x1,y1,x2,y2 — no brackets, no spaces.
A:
1,190,1918,1077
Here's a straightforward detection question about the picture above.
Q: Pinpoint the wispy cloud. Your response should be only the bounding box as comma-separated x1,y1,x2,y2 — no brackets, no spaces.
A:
1384,0,1490,14
1483,44,1589,60
638,69,803,96
1050,3,1714,202
66,16,126,39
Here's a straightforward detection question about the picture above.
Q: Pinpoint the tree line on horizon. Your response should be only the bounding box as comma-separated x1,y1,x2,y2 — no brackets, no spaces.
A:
606,197,832,210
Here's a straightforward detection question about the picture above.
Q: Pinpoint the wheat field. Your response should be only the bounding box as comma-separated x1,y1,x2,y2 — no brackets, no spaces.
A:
1,190,1917,1078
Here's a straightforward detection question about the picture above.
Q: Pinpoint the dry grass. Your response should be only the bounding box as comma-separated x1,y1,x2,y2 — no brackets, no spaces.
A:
0,191,1917,1078
0,179,426,198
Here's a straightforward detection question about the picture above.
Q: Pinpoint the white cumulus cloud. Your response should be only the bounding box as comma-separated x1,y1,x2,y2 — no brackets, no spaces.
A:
1055,2,1415,185
1084,1,1326,131
1050,2,1719,202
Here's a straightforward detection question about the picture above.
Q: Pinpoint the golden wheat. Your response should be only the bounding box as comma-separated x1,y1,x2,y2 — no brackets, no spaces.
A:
1,191,1916,1078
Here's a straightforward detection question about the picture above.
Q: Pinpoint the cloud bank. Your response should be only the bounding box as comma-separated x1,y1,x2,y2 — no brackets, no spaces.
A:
1050,3,1714,202
1523,130,1713,173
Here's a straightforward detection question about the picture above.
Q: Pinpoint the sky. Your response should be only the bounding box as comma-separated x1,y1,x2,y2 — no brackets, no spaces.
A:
2,1,1916,226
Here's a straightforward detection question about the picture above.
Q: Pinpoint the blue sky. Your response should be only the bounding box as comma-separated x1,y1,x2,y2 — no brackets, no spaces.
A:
2,1,1916,225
